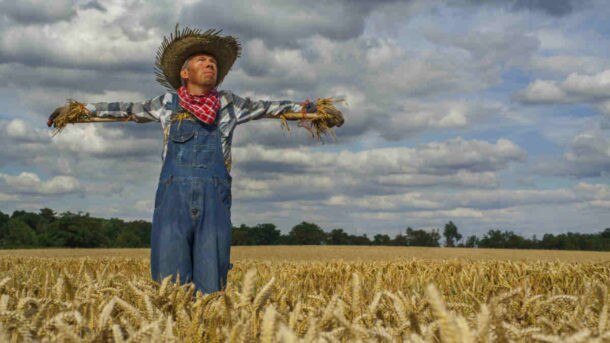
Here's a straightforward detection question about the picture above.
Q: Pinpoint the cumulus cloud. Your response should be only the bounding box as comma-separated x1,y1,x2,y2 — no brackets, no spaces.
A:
235,137,526,176
0,0,178,72
517,69,610,104
377,170,499,188
529,55,610,76
230,137,526,205
533,128,610,178
5,119,50,142
562,130,610,177
229,179,610,236
0,193,18,202
426,29,539,84
322,182,609,222
0,171,81,195
228,32,524,144
51,125,161,158
379,100,511,140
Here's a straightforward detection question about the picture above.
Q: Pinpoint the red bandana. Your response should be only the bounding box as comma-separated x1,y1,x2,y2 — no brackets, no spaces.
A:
177,86,221,125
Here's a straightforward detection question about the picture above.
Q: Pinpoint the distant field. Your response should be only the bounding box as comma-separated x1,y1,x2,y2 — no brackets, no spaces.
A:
0,245,608,261
0,246,608,341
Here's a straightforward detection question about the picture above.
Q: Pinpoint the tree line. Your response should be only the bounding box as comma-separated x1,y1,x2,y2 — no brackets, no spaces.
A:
1,209,609,251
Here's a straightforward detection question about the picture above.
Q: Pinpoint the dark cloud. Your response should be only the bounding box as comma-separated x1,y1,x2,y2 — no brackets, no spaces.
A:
532,129,610,178
0,51,154,74
180,0,406,48
80,0,106,12
0,65,140,92
459,0,587,17
0,0,76,24
601,114,610,130
562,131,610,177
511,0,578,16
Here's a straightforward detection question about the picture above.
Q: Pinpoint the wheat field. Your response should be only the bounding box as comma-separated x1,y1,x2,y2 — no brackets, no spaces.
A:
0,246,608,342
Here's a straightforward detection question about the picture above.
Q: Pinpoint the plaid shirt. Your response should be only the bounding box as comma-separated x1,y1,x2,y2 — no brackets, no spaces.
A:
84,91,312,172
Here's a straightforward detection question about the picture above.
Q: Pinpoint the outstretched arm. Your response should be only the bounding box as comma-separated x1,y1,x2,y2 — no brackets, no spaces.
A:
47,93,172,131
230,92,316,125
82,93,172,123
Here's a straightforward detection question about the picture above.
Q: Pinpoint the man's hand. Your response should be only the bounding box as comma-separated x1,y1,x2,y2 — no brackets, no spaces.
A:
47,104,69,127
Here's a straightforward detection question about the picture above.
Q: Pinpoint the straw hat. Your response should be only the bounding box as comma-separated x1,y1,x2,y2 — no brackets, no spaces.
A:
154,25,241,90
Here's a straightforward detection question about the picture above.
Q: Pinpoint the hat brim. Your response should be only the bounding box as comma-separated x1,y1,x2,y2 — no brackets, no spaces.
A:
155,27,241,90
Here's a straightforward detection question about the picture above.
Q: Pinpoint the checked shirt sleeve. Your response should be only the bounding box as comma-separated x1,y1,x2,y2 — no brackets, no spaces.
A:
230,92,316,125
83,93,172,123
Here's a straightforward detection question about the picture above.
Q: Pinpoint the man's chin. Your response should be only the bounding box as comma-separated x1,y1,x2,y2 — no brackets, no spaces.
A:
202,78,217,87
189,81,217,89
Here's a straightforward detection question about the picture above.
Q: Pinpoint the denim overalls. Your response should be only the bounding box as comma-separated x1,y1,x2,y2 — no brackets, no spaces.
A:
150,94,233,295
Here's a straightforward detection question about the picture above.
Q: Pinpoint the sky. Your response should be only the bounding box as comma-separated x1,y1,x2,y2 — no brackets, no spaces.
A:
0,0,609,239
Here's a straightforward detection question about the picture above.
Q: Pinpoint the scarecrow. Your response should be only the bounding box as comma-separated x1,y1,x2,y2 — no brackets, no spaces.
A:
47,26,344,295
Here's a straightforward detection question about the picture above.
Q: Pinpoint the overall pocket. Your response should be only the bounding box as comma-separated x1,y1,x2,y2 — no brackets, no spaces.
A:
170,124,195,167
170,124,215,168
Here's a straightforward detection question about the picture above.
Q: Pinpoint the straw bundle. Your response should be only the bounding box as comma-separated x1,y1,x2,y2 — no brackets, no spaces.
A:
280,97,346,141
49,100,135,136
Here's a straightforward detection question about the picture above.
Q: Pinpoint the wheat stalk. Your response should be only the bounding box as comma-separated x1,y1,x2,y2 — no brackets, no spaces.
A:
260,304,277,343
0,253,606,341
253,277,275,312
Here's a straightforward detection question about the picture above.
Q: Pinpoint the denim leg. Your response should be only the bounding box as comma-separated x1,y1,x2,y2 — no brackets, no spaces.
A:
192,178,232,294
150,180,194,285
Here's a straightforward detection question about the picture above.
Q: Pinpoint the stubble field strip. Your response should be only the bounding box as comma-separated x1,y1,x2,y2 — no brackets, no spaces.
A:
1,245,609,261
0,248,607,341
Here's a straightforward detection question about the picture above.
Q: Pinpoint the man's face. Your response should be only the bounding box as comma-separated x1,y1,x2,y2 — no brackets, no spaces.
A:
180,53,218,89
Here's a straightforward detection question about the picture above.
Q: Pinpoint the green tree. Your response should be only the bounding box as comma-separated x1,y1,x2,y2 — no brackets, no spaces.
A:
464,235,478,248
277,234,292,245
232,224,254,245
373,234,391,245
327,229,350,245
405,227,440,247
350,233,371,245
1,218,38,248
123,220,151,247
115,229,142,247
39,208,56,223
392,233,408,246
443,221,462,247
99,218,128,247
288,221,326,245
478,229,532,249
250,223,281,245
11,210,44,233
479,230,506,248
41,213,105,248
0,210,9,229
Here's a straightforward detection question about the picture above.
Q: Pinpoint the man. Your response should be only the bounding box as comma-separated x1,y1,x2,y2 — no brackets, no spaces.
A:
46,26,336,295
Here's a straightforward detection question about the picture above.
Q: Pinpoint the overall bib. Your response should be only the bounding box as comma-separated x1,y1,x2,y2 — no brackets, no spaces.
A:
150,94,233,295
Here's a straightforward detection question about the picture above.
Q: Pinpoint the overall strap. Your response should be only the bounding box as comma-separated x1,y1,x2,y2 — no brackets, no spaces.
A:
171,92,179,113
163,93,181,150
